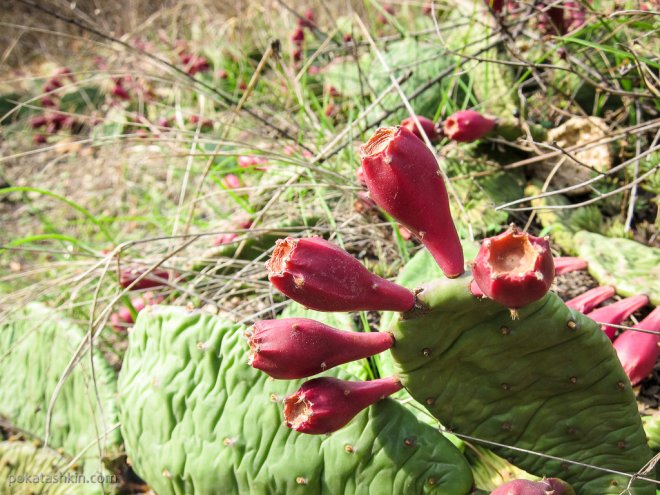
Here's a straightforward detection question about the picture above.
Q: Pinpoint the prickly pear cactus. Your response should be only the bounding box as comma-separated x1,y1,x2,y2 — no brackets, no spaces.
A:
389,274,653,494
117,305,474,495
573,231,660,306
0,441,90,495
0,304,121,461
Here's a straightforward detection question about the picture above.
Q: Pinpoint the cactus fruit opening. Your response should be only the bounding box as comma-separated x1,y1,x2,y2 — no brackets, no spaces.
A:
283,395,312,430
488,234,539,277
472,227,554,308
361,127,395,157
266,238,297,276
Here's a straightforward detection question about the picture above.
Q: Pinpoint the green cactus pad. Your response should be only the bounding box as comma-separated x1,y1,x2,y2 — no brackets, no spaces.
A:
643,415,660,452
0,441,91,494
118,305,474,495
390,275,654,494
0,304,121,460
574,231,660,306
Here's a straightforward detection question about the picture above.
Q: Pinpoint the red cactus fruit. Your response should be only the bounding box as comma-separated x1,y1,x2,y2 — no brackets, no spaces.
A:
353,191,377,214
553,256,587,275
400,115,439,142
565,285,616,314
443,110,496,143
33,134,47,144
247,318,393,379
297,9,316,29
40,97,56,107
586,294,650,340
112,83,131,101
283,376,402,434
29,115,48,129
266,237,415,312
119,266,171,290
484,0,504,13
491,478,574,495
343,33,353,43
291,27,305,45
614,307,660,385
360,126,464,278
472,227,554,309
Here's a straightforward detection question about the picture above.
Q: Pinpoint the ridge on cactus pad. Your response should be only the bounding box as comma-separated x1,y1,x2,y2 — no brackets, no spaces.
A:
388,274,654,494
118,305,474,495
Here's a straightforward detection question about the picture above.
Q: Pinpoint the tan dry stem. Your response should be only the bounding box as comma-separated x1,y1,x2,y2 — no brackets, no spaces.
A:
360,127,396,158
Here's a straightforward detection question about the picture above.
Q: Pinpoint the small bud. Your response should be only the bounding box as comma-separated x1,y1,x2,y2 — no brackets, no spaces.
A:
472,226,554,309
586,295,649,340
443,110,496,143
248,318,393,379
266,237,415,312
283,376,402,434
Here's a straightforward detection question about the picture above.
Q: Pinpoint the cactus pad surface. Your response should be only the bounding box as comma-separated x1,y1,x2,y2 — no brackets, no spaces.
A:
389,275,654,494
0,441,89,494
118,305,474,495
574,231,660,306
0,304,121,460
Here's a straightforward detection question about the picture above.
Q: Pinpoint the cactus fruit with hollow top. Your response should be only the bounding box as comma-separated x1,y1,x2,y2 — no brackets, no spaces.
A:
472,226,555,309
360,126,464,277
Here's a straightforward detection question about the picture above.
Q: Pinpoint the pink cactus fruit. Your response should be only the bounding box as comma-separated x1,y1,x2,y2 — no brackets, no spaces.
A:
266,237,415,312
614,307,660,385
553,256,587,275
360,126,464,278
586,294,650,340
565,285,616,314
491,477,574,494
222,174,242,189
444,110,496,143
119,266,171,290
283,376,402,434
247,318,393,379
238,155,268,170
400,115,439,142
472,226,555,309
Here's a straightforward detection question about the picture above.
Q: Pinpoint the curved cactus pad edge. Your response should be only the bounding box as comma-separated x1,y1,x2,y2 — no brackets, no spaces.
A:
391,275,655,494
118,305,474,495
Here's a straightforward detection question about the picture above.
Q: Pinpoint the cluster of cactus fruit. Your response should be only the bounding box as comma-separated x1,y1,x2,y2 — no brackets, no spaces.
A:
244,124,656,493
